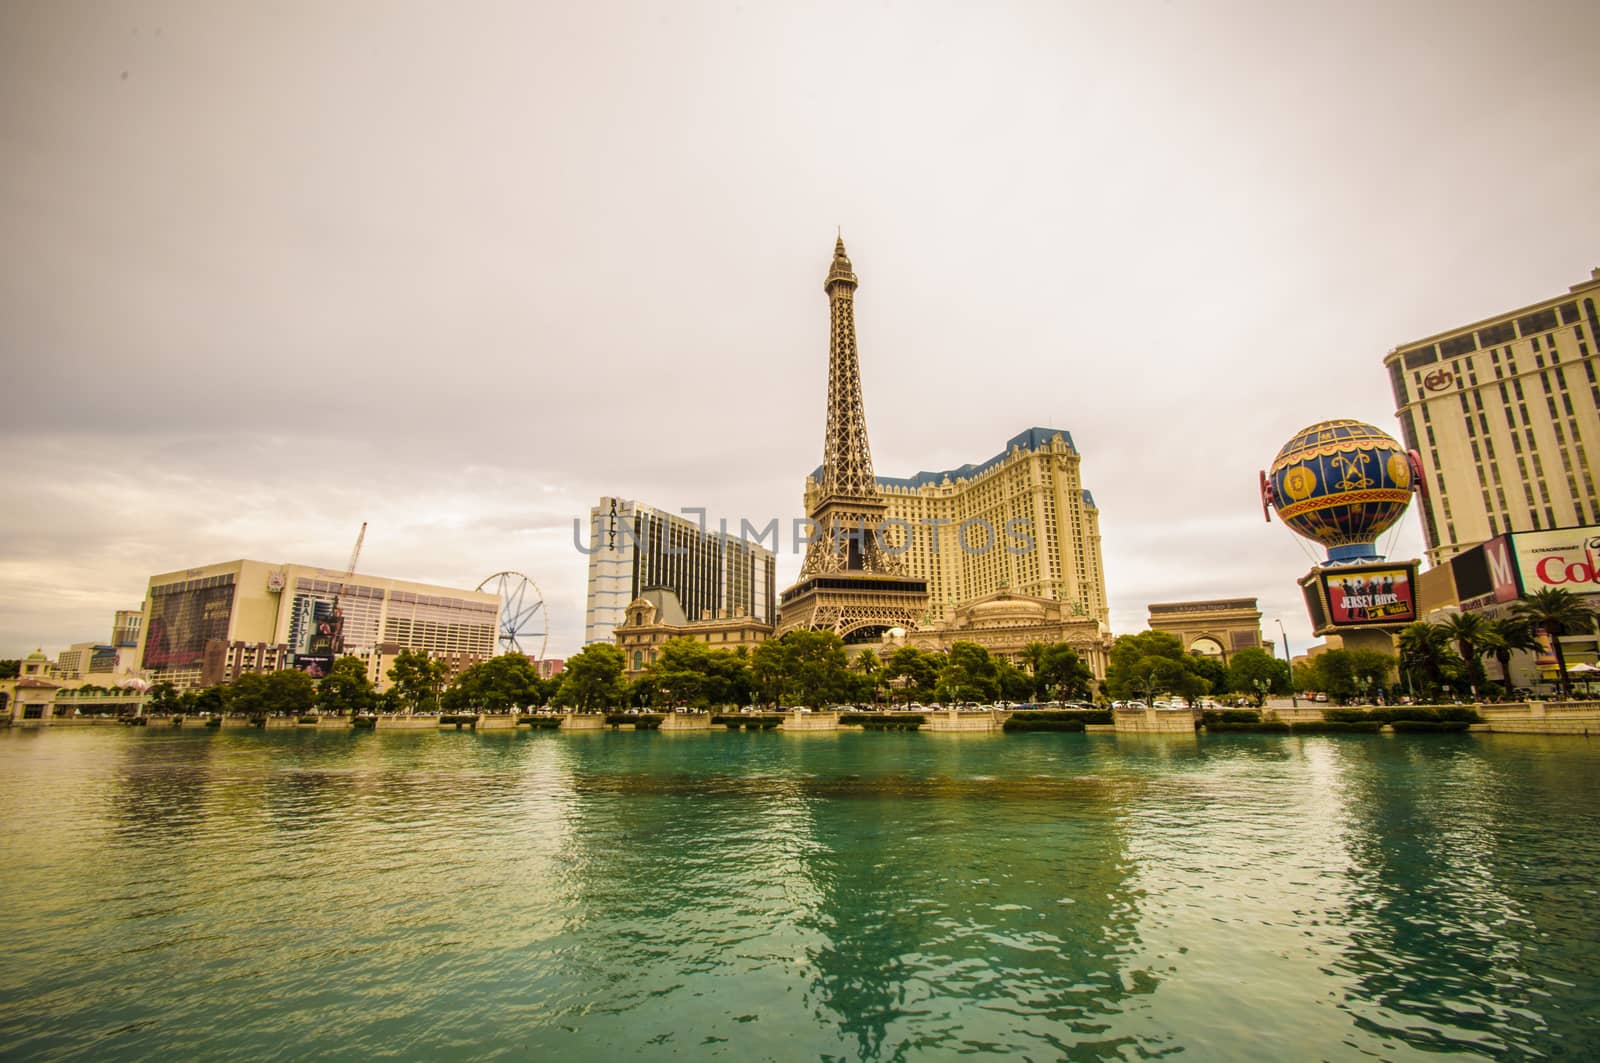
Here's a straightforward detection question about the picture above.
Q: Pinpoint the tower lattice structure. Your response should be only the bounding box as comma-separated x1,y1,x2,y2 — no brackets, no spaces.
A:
776,238,928,640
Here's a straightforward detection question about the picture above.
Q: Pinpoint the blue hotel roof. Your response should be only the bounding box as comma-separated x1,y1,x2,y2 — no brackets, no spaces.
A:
811,427,1092,504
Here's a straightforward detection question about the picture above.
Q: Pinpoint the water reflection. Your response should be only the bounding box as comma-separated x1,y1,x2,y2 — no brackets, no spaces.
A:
3,729,1599,1059
1329,736,1600,1056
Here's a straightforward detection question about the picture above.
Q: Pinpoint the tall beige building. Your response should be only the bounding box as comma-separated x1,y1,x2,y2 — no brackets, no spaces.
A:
805,427,1109,627
1386,267,1600,565
137,559,499,688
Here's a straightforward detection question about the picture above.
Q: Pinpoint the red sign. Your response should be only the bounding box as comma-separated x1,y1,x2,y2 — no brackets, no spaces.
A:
1511,527,1600,594
1483,535,1520,602
1423,369,1454,392
1320,564,1418,626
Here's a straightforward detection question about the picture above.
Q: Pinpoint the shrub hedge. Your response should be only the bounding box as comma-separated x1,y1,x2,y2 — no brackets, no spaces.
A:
605,713,664,729
1205,720,1290,733
1202,709,1262,725
712,716,783,729
1323,706,1483,724
1008,709,1112,725
840,713,924,729
1002,718,1087,733
1292,721,1384,734
1389,719,1473,733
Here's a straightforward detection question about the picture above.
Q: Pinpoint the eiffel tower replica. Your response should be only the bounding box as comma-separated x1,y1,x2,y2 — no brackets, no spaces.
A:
775,237,929,642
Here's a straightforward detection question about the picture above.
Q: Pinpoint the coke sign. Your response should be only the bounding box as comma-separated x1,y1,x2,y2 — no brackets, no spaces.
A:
1511,527,1600,594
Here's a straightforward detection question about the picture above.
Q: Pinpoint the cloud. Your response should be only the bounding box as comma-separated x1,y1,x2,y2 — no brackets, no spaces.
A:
1,0,1595,661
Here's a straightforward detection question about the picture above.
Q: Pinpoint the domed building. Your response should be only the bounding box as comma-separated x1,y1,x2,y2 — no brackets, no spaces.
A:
891,590,1112,680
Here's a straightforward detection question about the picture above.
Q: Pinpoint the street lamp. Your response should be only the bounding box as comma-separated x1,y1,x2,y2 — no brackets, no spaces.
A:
1276,619,1298,707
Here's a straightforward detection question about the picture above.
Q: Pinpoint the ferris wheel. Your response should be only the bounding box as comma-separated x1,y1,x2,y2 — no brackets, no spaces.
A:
476,571,549,660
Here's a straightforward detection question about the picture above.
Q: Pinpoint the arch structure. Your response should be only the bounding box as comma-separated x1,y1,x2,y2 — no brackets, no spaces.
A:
1146,599,1266,665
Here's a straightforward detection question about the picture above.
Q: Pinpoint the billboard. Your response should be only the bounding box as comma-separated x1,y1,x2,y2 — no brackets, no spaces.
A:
1320,563,1418,627
1453,535,1521,611
142,577,237,669
1299,573,1329,632
290,594,346,677
1510,526,1600,595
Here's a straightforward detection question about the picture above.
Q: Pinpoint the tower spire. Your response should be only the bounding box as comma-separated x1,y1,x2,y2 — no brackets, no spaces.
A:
776,237,928,640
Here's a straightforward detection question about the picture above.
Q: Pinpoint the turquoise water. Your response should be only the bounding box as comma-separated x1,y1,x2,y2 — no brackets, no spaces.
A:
1,729,1597,1061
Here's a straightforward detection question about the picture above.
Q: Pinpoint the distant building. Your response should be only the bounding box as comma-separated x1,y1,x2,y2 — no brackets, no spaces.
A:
112,609,143,648
584,497,777,646
898,590,1112,680
3,650,148,722
534,657,565,680
615,588,774,678
1386,267,1600,566
807,428,1109,628
1146,599,1265,662
54,642,118,680
137,559,499,689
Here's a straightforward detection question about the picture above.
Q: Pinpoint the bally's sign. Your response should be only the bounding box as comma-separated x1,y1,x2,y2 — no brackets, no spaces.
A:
1512,527,1600,592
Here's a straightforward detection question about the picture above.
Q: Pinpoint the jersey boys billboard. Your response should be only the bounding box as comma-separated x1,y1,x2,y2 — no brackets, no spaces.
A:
1320,563,1418,626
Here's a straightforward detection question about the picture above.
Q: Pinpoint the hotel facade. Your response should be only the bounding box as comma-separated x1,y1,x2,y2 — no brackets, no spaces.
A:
137,559,500,689
804,427,1109,628
1386,267,1600,566
584,497,778,646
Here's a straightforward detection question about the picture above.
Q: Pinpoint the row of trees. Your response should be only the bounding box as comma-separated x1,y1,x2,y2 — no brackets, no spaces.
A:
552,632,1099,712
110,587,1600,718
1102,631,1292,707
1394,587,1596,699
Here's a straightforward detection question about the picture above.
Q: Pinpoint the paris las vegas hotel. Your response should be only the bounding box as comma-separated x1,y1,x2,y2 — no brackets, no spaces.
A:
603,237,1114,676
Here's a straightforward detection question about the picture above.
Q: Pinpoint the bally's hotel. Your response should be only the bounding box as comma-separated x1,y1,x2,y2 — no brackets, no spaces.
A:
583,497,777,646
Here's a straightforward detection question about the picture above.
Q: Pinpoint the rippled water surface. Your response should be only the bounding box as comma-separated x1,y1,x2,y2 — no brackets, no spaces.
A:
2,728,1598,1060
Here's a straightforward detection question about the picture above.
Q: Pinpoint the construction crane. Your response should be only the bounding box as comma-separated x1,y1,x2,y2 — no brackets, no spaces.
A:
329,521,367,656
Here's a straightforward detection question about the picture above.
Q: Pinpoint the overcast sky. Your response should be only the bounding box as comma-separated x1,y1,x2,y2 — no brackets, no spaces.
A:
3,0,1598,660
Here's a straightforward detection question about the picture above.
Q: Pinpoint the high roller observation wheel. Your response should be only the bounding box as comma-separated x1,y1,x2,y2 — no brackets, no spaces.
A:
476,571,549,660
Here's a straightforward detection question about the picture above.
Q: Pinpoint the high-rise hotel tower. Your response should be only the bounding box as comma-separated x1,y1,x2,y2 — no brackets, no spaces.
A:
583,497,777,646
805,427,1109,627
1386,267,1600,565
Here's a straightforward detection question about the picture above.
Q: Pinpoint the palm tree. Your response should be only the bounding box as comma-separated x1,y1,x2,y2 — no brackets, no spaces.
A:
1398,621,1459,700
1512,588,1598,697
1479,616,1541,695
1439,611,1489,696
1020,642,1050,699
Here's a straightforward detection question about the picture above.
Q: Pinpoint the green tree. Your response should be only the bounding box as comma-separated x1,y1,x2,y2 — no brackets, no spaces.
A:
938,642,999,703
442,654,542,713
784,629,851,707
1106,631,1209,704
266,670,316,715
750,639,791,706
1439,611,1490,695
854,649,886,705
1344,649,1396,702
1036,643,1093,701
1512,587,1597,698
147,681,182,713
1224,647,1290,706
1397,621,1459,699
0,659,20,680
884,646,942,704
192,685,228,715
1187,653,1227,699
1480,616,1540,693
388,649,446,712
1019,642,1050,698
994,658,1036,702
318,655,375,716
556,644,627,710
